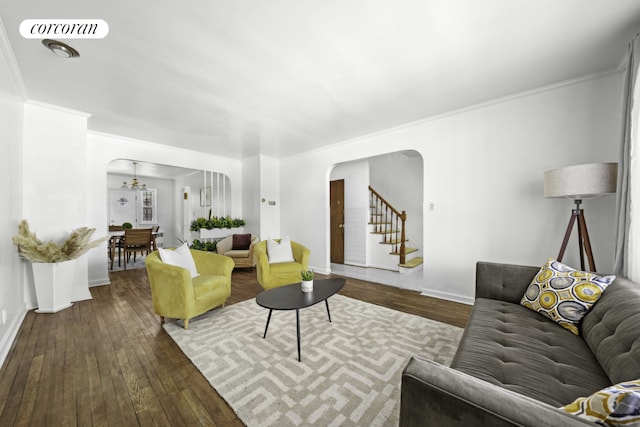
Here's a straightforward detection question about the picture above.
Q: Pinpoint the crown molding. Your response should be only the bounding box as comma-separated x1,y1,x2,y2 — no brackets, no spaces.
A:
88,129,242,165
25,99,91,118
284,67,623,162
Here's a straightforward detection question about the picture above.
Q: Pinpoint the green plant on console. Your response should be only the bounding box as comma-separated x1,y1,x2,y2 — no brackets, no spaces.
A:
122,222,133,229
191,217,209,231
300,269,315,281
190,216,246,231
190,239,217,252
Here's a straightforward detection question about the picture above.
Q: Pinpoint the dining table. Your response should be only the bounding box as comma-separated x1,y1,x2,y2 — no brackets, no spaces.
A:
108,229,162,269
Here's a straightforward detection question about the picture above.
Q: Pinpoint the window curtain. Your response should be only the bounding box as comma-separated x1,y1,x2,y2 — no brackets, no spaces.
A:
613,32,640,278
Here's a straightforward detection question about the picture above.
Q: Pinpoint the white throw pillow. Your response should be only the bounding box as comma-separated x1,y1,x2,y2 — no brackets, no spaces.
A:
267,237,294,264
158,243,199,278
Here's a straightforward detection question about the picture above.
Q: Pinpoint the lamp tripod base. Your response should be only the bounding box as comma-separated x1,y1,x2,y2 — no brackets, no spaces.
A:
557,199,596,272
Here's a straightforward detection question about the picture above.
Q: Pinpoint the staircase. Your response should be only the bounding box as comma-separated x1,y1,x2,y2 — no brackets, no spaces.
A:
369,186,423,273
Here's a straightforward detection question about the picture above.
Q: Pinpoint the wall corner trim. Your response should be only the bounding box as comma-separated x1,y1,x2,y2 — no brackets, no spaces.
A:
0,16,27,100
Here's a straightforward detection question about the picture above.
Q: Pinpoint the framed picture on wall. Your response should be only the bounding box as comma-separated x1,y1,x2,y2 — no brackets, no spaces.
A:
200,187,211,207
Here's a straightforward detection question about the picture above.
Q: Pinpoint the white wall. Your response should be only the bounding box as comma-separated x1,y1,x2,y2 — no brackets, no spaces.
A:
242,155,261,237
259,156,281,240
241,155,281,240
0,20,26,367
181,171,209,224
280,72,623,304
86,132,243,286
23,102,92,304
627,76,640,283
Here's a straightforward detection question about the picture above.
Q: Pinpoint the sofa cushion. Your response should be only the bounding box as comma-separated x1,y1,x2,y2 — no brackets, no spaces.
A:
192,274,229,300
224,249,250,258
232,233,252,250
269,261,303,276
451,298,611,406
561,378,640,426
581,277,640,385
520,258,615,335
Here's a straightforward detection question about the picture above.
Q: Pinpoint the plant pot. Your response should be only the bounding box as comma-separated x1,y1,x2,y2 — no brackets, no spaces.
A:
198,227,244,239
301,280,313,293
31,259,77,313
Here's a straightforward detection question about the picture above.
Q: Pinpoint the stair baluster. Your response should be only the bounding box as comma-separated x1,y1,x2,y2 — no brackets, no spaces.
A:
368,186,407,265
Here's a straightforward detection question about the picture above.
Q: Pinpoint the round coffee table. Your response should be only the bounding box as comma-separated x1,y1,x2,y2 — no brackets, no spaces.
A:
256,278,346,362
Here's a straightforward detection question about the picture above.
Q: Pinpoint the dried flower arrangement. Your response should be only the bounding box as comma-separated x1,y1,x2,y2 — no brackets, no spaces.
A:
12,219,108,263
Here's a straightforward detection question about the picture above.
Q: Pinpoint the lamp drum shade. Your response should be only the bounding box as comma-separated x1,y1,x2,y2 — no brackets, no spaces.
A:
544,162,618,199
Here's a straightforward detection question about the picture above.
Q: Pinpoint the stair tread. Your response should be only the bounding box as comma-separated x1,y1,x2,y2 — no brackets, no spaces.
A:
399,257,424,268
390,247,417,255
370,230,399,235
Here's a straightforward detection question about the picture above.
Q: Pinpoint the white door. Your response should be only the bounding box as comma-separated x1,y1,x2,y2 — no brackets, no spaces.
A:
109,189,136,227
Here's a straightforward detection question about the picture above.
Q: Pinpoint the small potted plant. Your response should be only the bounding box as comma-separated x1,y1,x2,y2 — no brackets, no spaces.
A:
301,269,314,293
12,220,108,313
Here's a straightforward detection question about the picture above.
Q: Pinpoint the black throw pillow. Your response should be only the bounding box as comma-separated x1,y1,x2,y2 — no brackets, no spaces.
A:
232,234,252,250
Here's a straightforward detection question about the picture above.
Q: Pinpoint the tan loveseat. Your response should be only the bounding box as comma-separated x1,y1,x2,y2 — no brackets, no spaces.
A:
216,233,258,269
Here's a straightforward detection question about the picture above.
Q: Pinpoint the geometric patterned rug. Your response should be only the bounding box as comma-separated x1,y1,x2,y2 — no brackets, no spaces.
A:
164,294,463,427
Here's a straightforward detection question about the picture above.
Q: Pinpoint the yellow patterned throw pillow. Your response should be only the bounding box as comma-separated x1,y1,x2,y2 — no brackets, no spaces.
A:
520,258,615,335
561,379,640,426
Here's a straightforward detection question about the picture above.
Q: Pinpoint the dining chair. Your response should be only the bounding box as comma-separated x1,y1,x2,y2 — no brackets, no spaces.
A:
108,225,125,269
123,228,153,270
107,225,124,270
151,225,160,250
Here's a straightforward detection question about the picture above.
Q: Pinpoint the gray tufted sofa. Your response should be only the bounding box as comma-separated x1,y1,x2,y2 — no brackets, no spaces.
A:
400,261,640,427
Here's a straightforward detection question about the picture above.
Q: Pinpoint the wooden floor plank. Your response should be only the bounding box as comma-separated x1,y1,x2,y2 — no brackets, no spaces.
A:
28,315,57,426
0,265,471,426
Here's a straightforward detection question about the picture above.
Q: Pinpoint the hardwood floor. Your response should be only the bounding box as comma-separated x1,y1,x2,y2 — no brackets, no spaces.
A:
0,267,471,426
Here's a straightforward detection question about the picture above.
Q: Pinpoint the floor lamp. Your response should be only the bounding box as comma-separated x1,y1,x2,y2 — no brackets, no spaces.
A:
544,162,618,272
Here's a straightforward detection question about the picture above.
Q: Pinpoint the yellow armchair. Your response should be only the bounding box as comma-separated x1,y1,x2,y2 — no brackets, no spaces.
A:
145,249,234,329
254,240,310,289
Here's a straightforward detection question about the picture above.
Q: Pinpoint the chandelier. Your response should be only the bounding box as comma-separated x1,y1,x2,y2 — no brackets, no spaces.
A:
120,161,148,190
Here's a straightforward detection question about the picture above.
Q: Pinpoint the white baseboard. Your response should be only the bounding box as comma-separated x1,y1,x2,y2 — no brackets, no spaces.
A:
89,277,111,287
343,261,367,268
420,288,474,306
309,265,330,275
0,306,28,370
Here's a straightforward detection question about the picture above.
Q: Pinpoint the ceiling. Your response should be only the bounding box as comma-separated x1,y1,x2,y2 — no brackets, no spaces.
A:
2,1,640,160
